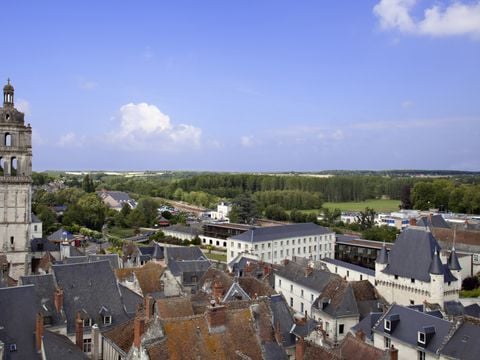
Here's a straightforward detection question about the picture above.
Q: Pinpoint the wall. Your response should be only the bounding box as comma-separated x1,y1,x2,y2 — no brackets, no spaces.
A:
275,273,320,316
322,261,375,285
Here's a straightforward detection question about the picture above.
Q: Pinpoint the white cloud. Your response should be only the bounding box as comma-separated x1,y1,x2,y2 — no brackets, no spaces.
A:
16,99,31,115
240,136,254,147
57,132,85,147
374,0,480,38
108,103,201,150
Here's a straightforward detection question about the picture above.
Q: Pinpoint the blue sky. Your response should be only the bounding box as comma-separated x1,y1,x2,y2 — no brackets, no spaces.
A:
2,0,479,171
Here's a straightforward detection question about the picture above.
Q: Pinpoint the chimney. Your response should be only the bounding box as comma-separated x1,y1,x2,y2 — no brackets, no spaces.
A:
304,266,313,277
206,300,226,332
75,312,83,350
91,324,101,360
389,345,398,360
355,329,366,342
263,265,271,277
133,315,146,349
144,294,155,320
283,258,290,266
54,288,63,313
35,313,44,352
295,336,306,360
213,280,224,301
409,218,417,226
245,261,252,273
274,321,283,345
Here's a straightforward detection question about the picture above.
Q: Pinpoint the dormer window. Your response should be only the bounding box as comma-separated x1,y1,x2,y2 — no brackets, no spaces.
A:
384,319,391,331
103,315,112,325
418,331,426,344
83,318,92,327
417,326,435,347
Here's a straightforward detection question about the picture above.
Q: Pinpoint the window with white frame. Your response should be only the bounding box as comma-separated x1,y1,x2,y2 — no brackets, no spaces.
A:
83,338,92,353
103,315,112,325
384,337,391,348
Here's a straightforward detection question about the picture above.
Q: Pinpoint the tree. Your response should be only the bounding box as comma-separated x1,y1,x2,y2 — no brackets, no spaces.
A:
82,174,95,193
400,185,412,210
412,182,435,210
462,276,479,291
230,193,258,224
135,197,160,226
36,205,58,235
356,207,376,230
322,208,341,226
264,205,289,221
362,225,398,242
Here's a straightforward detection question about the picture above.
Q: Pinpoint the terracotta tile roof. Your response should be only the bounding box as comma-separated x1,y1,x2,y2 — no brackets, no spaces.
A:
351,280,377,302
102,318,135,354
157,297,194,319
115,262,165,295
333,333,387,360
149,308,263,359
238,276,276,298
304,343,342,360
252,301,275,343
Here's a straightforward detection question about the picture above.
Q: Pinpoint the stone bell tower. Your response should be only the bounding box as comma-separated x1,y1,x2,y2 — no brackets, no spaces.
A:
0,79,33,278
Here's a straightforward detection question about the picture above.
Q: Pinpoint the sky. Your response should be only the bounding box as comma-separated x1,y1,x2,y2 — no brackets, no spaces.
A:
1,0,479,172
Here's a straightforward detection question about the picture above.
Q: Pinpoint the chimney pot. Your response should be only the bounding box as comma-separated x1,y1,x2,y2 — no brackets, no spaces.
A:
144,294,155,320
35,313,44,352
133,316,145,349
54,288,63,313
295,336,306,360
206,304,226,331
75,312,83,350
390,345,398,360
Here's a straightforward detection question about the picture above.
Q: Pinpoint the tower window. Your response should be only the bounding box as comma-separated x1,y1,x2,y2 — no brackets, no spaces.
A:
10,236,14,245
5,133,12,147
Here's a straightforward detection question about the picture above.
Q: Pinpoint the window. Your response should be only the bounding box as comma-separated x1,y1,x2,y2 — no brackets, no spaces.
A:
223,242,226,247
278,279,282,287
280,241,283,246
311,294,314,302
231,251,234,257
384,320,391,331
268,243,271,248
303,238,306,244
346,270,350,278
10,236,14,245
287,240,289,245
339,324,344,334
418,332,426,344
103,315,112,325
303,247,306,254
384,337,391,348
360,275,363,280
290,284,293,292
301,302,304,313
292,239,295,245
286,249,289,256
418,351,426,360
34,225,38,231
411,278,415,284
308,246,311,253
83,318,92,327
255,245,258,250
261,244,265,250
237,243,241,249
290,297,293,307
301,289,304,298
274,251,277,258
335,266,338,273
83,338,92,353
280,250,283,257
5,133,12,147
410,300,414,305
292,248,295,255
394,275,398,280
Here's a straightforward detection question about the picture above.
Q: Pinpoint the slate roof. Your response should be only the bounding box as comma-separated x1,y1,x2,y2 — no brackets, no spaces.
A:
263,342,288,360
441,320,480,360
322,258,375,276
52,260,130,334
118,283,143,315
170,260,212,284
0,285,39,359
41,330,88,359
351,312,383,341
447,249,462,271
20,274,64,326
269,294,296,348
87,254,121,269
138,243,164,260
382,228,457,283
30,237,59,252
275,261,340,293
165,246,206,262
464,304,480,319
230,223,332,243
417,215,450,229
99,190,132,203
47,228,75,242
373,304,453,355
376,244,389,264
223,282,251,302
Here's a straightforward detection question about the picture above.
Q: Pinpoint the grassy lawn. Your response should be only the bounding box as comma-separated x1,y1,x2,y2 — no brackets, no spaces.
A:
204,252,227,263
323,199,401,213
107,226,137,239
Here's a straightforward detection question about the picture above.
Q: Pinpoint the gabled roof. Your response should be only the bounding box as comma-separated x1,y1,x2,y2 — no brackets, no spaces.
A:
351,312,383,341
165,246,206,262
333,333,388,360
322,258,375,276
441,320,480,360
230,223,332,243
52,260,130,333
42,330,88,360
223,282,251,302
464,304,480,319
382,228,456,283
30,237,59,252
118,284,143,315
275,261,340,293
269,294,296,348
376,244,389,264
373,304,453,355
47,228,74,242
115,262,165,296
87,254,121,269
417,215,450,229
99,190,132,202
20,274,64,326
102,318,134,356
157,297,194,319
0,285,39,359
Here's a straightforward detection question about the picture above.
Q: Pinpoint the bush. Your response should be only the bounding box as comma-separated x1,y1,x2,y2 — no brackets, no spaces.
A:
462,276,480,291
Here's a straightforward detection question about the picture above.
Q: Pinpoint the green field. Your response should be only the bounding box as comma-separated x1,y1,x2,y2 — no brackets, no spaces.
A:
322,199,400,213
204,252,227,263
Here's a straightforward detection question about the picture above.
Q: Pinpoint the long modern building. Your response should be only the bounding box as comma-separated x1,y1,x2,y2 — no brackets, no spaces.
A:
227,223,335,264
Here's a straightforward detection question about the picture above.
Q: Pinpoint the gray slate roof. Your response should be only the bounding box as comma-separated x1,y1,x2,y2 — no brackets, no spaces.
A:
417,215,450,229
20,274,64,327
263,341,288,360
118,283,143,315
322,258,375,276
373,304,452,355
47,228,74,242
441,321,480,360
351,312,382,341
275,261,340,293
52,261,130,334
376,244,388,264
230,223,332,243
87,254,121,269
269,295,296,348
382,228,456,283
165,246,206,262
42,330,88,360
0,285,40,359
30,237,59,252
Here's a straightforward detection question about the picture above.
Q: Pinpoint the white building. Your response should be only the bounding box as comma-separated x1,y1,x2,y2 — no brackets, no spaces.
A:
209,201,232,221
320,258,376,285
227,223,335,265
375,227,461,308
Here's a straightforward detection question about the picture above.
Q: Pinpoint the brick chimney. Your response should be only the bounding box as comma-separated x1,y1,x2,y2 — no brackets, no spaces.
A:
206,300,226,332
133,315,145,349
35,313,44,352
144,294,155,320
54,288,63,313
274,321,283,345
283,258,290,266
355,329,366,342
409,218,417,226
75,312,83,350
389,345,398,360
296,336,306,360
263,265,271,277
304,266,313,277
213,280,224,302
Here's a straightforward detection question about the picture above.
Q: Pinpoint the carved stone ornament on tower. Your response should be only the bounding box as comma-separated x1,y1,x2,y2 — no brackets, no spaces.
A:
0,79,33,279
